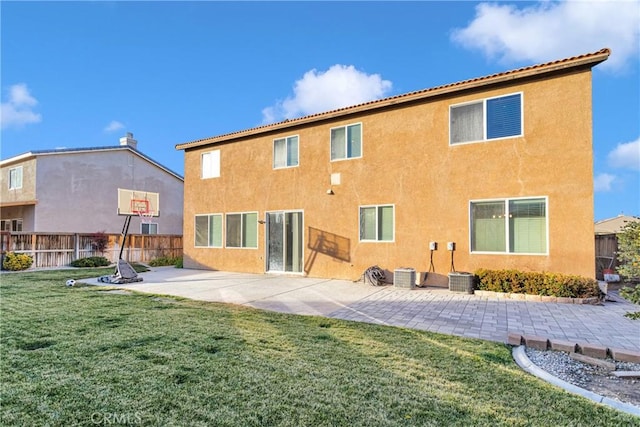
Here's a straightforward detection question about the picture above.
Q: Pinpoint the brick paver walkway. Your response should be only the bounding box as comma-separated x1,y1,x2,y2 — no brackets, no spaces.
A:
328,287,640,352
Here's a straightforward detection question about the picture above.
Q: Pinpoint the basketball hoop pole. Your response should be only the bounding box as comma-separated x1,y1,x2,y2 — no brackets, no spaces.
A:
118,214,133,260
100,188,159,285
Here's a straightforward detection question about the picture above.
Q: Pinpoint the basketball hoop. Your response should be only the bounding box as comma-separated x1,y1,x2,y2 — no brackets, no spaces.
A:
130,199,154,223
137,210,155,224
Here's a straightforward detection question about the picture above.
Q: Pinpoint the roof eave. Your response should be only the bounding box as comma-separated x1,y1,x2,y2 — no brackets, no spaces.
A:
1,146,184,181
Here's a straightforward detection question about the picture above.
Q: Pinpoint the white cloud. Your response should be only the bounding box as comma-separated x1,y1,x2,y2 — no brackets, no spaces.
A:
451,0,640,71
262,65,392,124
608,137,640,170
104,120,125,132
1,83,42,130
594,173,616,192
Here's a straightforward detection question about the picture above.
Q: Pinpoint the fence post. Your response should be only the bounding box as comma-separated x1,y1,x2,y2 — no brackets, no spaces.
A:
31,233,37,266
74,233,79,261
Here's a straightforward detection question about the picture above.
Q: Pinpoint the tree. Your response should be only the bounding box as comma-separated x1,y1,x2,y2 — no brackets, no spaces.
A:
91,231,109,253
616,218,640,319
616,218,640,280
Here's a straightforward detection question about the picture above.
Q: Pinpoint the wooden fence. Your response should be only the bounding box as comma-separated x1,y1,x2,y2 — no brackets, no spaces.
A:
0,232,182,269
595,233,618,280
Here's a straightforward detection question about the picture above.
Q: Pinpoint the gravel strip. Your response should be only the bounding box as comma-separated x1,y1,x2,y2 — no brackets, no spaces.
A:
525,347,640,407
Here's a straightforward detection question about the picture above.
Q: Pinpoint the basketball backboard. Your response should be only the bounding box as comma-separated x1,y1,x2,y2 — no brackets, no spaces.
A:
117,188,160,216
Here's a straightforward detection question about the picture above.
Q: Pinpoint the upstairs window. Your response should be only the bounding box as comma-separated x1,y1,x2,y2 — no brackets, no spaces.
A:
273,136,299,169
360,205,394,242
226,212,257,248
202,150,220,179
331,123,362,161
8,166,22,190
470,197,547,254
450,93,522,145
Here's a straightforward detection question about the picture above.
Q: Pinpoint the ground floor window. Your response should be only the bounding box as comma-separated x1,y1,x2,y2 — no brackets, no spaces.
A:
226,212,258,248
470,197,547,254
195,214,222,247
359,205,394,242
1,219,22,232
141,223,158,235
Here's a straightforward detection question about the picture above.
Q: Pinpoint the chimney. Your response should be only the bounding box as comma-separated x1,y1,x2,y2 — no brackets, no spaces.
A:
119,132,138,149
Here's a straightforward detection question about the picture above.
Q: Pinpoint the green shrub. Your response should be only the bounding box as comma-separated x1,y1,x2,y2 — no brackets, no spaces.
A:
70,256,110,268
148,256,182,268
620,285,640,320
475,269,599,298
2,252,33,271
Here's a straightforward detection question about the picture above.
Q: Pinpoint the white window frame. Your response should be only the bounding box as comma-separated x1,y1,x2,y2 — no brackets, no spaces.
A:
225,211,258,249
469,196,549,255
449,92,523,145
273,135,299,169
8,166,23,190
201,150,220,179
359,204,395,242
140,223,158,235
1,218,23,232
330,122,363,161
194,213,223,248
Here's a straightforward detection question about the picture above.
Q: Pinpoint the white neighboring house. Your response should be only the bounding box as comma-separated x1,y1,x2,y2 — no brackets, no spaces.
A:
0,133,183,235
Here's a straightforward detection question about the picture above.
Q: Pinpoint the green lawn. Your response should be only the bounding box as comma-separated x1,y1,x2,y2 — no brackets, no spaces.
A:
1,269,637,426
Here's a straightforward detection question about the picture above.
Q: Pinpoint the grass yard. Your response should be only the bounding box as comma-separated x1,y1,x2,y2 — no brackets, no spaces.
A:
1,269,638,426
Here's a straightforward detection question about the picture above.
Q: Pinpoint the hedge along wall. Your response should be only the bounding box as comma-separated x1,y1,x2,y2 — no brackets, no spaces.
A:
475,269,600,299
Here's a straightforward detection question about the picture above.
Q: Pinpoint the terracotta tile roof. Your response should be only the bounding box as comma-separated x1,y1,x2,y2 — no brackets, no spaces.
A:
176,48,610,151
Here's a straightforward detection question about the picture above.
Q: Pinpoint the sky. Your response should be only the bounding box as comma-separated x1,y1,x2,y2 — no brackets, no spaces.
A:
1,0,639,221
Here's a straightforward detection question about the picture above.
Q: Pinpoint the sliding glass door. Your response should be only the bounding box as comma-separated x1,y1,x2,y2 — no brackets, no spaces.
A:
266,211,303,273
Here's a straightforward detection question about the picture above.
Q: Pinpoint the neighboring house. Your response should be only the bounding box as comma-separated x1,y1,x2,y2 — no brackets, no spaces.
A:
595,215,639,236
176,49,610,282
1,133,184,235
595,214,639,279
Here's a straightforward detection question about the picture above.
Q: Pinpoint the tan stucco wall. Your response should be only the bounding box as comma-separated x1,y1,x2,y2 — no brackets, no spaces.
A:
0,158,37,204
182,69,596,280
0,158,37,230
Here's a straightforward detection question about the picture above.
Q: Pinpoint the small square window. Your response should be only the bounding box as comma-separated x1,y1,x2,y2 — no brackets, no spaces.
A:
8,167,23,190
360,205,394,242
195,214,223,247
331,123,362,161
273,136,299,168
202,150,220,179
141,223,158,235
226,212,257,248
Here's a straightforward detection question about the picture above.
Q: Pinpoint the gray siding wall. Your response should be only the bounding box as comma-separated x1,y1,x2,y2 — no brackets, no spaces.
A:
33,150,183,234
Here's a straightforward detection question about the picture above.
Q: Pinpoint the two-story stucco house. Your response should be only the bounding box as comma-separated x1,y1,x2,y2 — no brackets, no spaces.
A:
1,133,184,235
176,49,610,282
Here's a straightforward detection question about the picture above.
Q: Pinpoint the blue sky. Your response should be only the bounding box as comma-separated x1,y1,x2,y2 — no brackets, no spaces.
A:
2,1,639,221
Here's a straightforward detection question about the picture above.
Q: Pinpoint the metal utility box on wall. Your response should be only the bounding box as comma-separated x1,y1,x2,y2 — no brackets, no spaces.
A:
394,268,416,289
448,272,475,294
